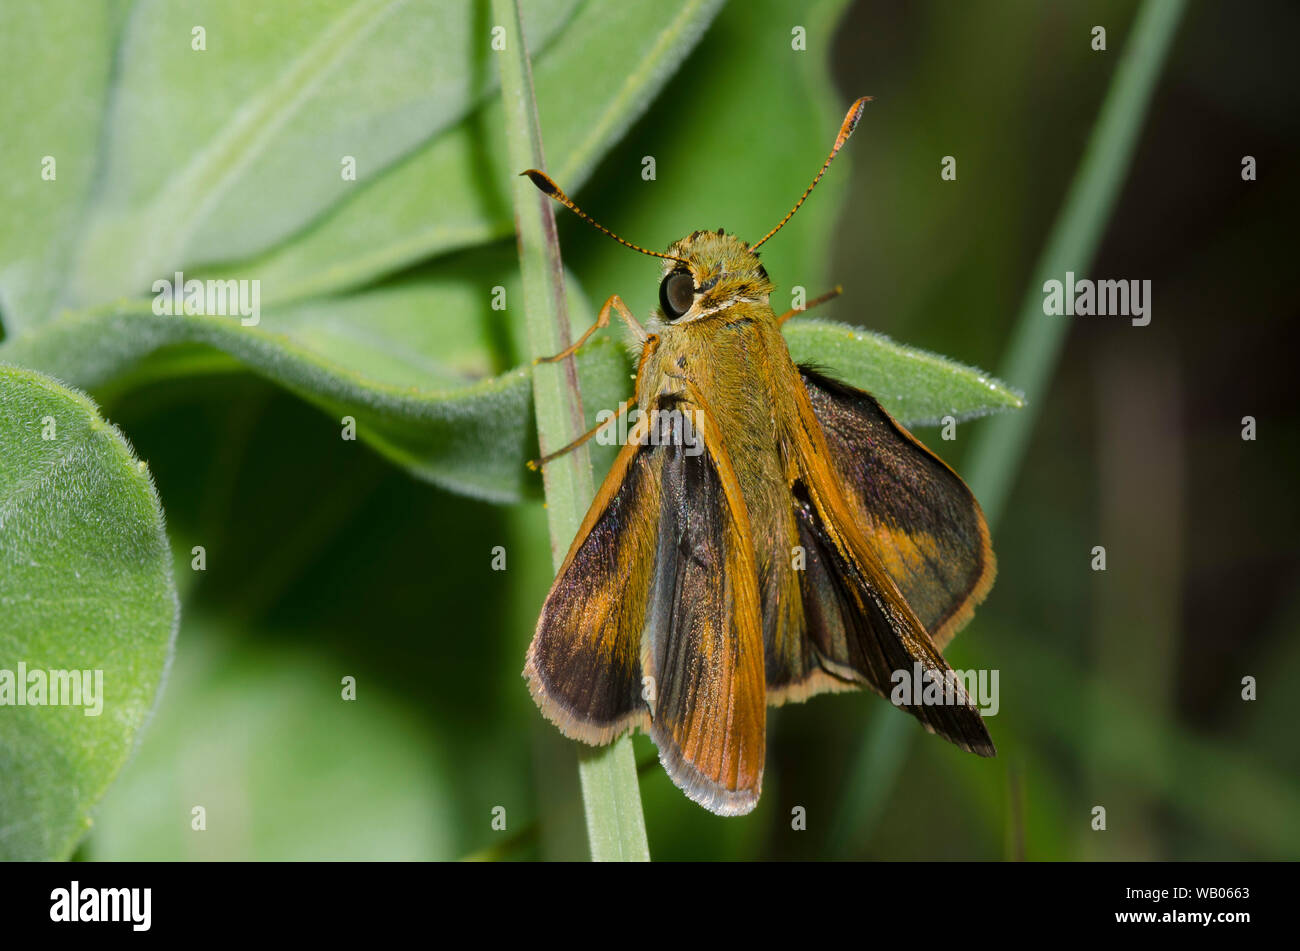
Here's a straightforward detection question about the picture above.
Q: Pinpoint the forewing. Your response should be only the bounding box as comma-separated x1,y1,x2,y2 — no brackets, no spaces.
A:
800,366,995,647
786,381,995,756
642,404,767,816
793,485,994,755
525,436,661,745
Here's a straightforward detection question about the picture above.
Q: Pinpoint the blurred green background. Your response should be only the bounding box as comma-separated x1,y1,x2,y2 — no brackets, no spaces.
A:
3,0,1296,860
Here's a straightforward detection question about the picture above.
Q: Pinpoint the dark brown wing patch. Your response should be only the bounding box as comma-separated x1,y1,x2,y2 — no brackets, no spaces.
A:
793,483,994,755
799,367,995,647
525,439,660,745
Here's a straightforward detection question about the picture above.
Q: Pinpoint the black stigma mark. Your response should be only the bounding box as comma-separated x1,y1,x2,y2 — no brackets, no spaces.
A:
676,356,687,369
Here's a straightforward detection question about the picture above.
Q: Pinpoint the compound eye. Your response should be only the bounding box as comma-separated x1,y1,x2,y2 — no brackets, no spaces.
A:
659,270,695,320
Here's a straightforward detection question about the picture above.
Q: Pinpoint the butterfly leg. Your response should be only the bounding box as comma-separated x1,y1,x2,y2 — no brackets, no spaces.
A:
775,285,842,326
529,333,662,470
527,396,638,470
534,294,645,364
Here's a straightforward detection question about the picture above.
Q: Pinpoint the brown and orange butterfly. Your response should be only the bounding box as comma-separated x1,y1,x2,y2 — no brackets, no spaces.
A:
523,97,995,816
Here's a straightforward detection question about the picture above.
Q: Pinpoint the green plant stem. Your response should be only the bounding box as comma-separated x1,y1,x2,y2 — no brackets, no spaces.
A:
494,0,650,862
964,0,1187,522
830,0,1186,856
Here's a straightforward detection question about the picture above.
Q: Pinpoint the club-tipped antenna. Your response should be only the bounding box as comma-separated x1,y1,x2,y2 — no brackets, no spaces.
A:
749,96,872,252
520,169,691,267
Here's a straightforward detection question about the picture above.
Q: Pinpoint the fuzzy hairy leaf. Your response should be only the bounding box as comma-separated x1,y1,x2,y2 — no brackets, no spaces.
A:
0,364,178,860
784,318,1025,426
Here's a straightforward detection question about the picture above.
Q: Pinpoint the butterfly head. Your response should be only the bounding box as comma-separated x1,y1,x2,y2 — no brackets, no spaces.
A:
654,230,772,323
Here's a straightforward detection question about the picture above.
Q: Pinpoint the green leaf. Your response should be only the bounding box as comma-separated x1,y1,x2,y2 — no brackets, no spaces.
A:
239,0,727,305
0,364,179,860
783,317,1024,427
0,0,724,331
88,621,456,860
0,0,125,333
62,0,583,307
0,259,635,502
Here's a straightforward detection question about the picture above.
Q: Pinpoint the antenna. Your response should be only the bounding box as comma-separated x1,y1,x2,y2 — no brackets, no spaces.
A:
520,169,691,267
749,96,871,251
